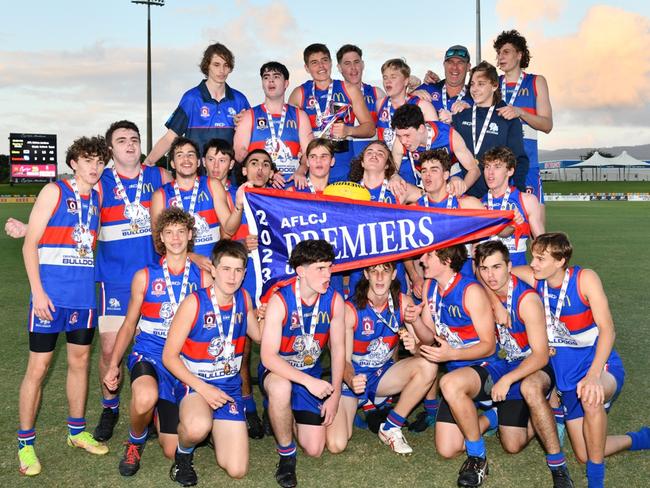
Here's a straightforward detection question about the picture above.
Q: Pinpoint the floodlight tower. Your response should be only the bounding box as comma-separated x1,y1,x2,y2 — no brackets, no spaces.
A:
131,0,165,154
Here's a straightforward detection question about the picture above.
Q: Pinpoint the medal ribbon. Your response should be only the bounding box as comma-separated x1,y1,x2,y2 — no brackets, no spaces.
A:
306,177,317,194
69,177,93,236
209,286,237,360
265,103,288,160
112,166,144,209
162,257,192,312
501,72,524,107
471,104,496,156
543,269,571,338
487,186,512,211
173,176,200,216
442,86,466,111
369,293,398,333
312,82,334,130
431,273,458,333
295,278,321,351
408,124,433,184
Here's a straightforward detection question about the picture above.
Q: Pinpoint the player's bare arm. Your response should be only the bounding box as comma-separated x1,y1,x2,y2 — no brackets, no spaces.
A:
23,183,60,321
491,292,549,402
103,269,147,391
233,109,254,163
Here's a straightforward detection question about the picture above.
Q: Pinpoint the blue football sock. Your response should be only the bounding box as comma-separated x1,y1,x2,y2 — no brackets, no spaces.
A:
627,426,650,451
382,410,406,431
424,399,439,417
277,441,297,457
18,428,36,449
546,451,566,470
102,396,120,413
586,460,605,488
483,407,498,431
129,427,148,445
465,438,486,459
67,417,86,437
177,443,195,455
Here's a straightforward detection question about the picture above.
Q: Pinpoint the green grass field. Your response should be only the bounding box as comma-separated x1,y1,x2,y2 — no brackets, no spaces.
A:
0,202,649,487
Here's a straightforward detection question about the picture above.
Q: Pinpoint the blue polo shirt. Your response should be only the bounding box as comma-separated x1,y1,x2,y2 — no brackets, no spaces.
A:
165,80,250,150
416,79,474,112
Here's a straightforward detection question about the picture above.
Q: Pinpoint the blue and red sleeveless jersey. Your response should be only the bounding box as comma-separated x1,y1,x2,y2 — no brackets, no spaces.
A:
38,180,100,308
376,96,420,148
248,104,302,178
416,193,459,209
399,121,453,186
96,165,164,284
133,259,204,358
350,83,380,158
349,296,402,374
264,282,339,378
481,186,531,266
299,80,353,131
496,275,536,362
500,73,539,169
535,266,621,391
165,81,250,149
179,287,249,392
416,193,474,277
161,176,220,257
424,274,498,371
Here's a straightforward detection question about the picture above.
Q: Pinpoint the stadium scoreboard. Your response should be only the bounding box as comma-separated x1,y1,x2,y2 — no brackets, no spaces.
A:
9,133,57,183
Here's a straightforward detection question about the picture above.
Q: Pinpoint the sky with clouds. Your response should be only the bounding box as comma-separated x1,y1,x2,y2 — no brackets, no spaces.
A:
1,0,649,166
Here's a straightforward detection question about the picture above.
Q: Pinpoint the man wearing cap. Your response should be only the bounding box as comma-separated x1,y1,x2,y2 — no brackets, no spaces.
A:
414,45,473,124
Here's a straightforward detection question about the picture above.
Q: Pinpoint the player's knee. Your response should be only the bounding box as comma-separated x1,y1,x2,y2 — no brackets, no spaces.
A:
266,378,291,404
573,450,588,464
131,390,157,415
302,441,325,458
439,374,463,400
326,435,348,454
180,417,212,442
411,357,437,381
520,379,545,404
579,399,602,417
161,442,176,460
436,438,463,459
225,463,248,479
500,435,526,454
25,361,51,382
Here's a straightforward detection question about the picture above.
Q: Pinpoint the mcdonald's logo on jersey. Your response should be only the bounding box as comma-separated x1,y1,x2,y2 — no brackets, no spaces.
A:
198,191,210,203
518,87,530,97
316,311,331,324
332,92,347,103
365,95,374,105
142,182,155,195
447,304,462,318
286,119,297,129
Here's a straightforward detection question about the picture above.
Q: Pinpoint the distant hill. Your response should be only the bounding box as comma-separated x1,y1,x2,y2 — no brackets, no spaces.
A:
540,144,650,161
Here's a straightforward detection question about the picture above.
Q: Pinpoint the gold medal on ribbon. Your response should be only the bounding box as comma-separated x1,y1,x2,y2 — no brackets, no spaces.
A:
498,348,508,360
549,347,557,357
303,354,314,366
130,221,139,233
223,362,232,375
